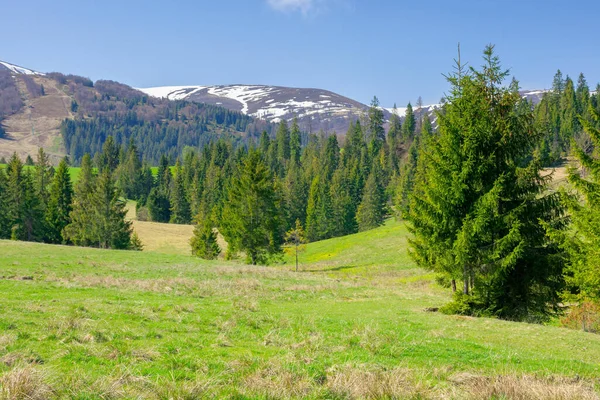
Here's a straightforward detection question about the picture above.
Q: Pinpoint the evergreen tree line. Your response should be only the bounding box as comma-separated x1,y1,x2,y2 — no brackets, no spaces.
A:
535,70,600,165
0,148,136,250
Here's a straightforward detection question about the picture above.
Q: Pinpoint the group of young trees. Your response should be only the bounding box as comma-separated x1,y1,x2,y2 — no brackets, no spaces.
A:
406,45,600,322
0,148,135,249
535,70,600,165
146,107,422,264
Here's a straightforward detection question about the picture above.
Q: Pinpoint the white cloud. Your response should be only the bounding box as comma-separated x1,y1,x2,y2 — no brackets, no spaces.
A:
266,0,317,15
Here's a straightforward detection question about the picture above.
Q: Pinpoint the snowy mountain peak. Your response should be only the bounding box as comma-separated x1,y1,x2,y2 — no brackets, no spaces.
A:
0,60,44,76
138,84,379,132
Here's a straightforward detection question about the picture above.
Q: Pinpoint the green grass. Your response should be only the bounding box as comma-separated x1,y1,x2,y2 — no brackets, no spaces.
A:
0,164,81,182
0,220,599,398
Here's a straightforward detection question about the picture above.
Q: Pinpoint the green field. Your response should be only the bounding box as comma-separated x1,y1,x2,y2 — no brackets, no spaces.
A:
0,164,82,183
1,220,599,399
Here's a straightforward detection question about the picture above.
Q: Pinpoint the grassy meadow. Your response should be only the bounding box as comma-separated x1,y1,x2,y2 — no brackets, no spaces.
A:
1,219,599,399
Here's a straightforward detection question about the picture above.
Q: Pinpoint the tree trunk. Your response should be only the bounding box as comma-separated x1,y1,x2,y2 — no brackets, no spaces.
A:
451,279,457,292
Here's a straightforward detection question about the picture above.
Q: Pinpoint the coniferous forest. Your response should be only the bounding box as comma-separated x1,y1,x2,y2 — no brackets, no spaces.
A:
3,46,600,322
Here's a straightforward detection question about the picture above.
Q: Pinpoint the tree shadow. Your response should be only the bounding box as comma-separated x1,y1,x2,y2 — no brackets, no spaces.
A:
302,265,357,273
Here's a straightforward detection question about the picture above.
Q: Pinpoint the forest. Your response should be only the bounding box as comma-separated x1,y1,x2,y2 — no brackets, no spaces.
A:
2,46,600,324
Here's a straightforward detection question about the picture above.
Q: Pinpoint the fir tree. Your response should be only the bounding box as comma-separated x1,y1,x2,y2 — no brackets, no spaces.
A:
190,208,220,260
34,148,52,208
276,120,291,162
408,45,566,321
402,103,416,140
89,170,132,249
330,167,357,236
290,118,302,164
5,153,43,241
63,154,96,247
356,162,386,231
221,151,283,264
170,162,191,224
368,96,385,158
45,158,73,244
555,109,600,303
387,105,402,174
305,175,333,241
0,167,9,238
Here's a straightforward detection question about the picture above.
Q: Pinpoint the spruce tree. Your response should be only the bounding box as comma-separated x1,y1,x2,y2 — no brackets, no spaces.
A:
190,207,220,260
170,162,191,224
402,103,416,140
305,175,333,241
408,45,566,321
5,153,43,241
283,159,307,228
556,110,600,303
276,120,291,162
64,153,96,247
221,151,283,264
0,167,9,239
387,105,402,174
45,158,73,244
330,167,357,236
34,148,52,208
356,162,386,231
90,170,132,249
368,96,385,158
290,118,302,164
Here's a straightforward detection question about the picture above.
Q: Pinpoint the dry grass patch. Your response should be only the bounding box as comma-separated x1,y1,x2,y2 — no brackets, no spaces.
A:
452,373,600,400
243,364,314,398
325,364,429,399
0,366,53,400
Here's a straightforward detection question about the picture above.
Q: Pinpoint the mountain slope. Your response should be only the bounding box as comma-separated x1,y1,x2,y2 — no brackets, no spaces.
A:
0,60,268,164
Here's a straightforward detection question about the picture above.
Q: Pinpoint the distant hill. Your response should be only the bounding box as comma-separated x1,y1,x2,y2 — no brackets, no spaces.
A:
0,61,269,164
138,84,396,134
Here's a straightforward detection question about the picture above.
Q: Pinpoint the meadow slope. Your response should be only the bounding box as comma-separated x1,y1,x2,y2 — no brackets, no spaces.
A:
0,220,599,399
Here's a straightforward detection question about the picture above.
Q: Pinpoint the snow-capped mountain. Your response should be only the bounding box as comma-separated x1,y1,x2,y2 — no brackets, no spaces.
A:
138,84,392,134
520,89,549,104
0,60,43,76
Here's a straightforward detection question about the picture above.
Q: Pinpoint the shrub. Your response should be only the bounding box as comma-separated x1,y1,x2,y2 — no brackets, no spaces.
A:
561,302,600,333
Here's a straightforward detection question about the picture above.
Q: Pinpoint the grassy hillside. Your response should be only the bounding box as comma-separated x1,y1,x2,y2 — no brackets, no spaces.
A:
1,222,599,398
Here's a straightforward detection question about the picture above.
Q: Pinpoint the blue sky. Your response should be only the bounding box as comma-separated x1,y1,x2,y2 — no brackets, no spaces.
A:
2,0,599,107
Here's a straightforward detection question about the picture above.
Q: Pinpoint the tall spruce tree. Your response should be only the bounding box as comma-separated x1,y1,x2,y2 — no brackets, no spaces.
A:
5,153,43,241
368,96,386,158
402,103,416,140
556,110,600,303
221,151,283,264
356,162,386,231
45,157,73,244
305,175,334,241
408,45,566,321
190,205,220,260
170,162,192,224
90,170,132,249
64,154,96,246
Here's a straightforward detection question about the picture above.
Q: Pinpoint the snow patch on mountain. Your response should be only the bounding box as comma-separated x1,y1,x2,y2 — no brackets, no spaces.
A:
0,60,44,76
138,85,206,100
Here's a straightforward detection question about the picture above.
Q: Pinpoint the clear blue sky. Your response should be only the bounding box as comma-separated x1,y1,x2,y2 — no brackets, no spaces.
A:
2,0,599,107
